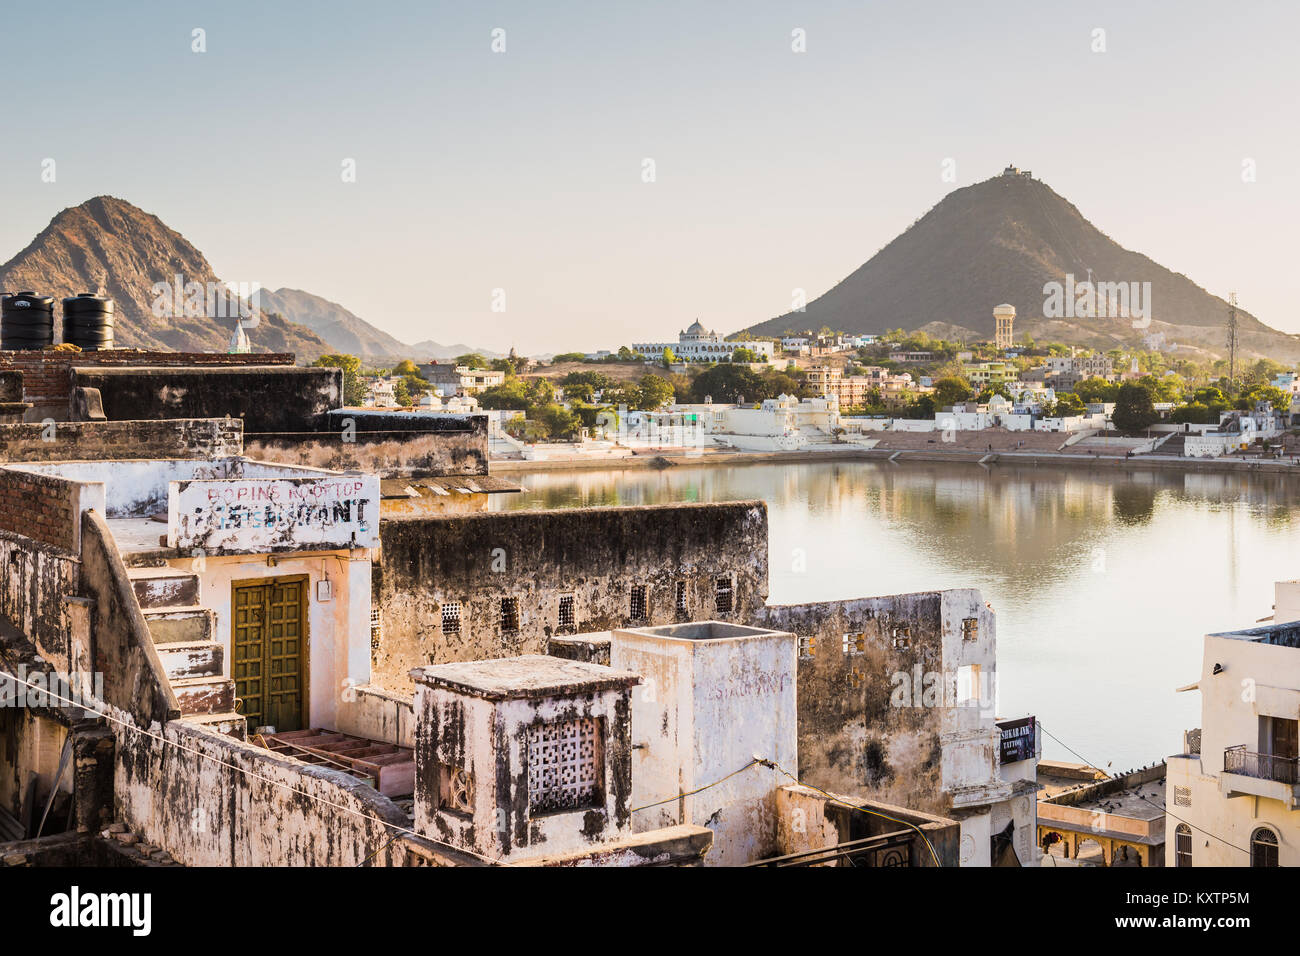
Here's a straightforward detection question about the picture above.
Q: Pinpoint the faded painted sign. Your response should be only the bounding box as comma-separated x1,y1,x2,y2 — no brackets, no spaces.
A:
167,475,380,552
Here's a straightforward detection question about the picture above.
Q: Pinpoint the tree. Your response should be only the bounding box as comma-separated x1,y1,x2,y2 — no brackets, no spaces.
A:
312,353,367,406
393,358,421,378
551,351,587,363
536,403,581,440
662,347,677,368
637,374,675,410
1073,377,1120,404
690,365,767,404
616,346,635,362
931,376,973,408
454,353,489,368
392,378,412,406
1112,383,1157,432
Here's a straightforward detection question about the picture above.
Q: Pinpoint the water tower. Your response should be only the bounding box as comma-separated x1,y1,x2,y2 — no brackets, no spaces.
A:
993,304,1015,350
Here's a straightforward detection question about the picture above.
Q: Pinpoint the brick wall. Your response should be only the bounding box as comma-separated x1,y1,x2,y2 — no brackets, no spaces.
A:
0,351,296,406
0,468,81,552
0,418,243,463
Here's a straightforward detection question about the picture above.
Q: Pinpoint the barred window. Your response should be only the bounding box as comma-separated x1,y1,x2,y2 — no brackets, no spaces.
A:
674,580,689,619
500,597,519,633
842,633,866,656
557,593,576,633
715,575,733,615
1175,824,1192,867
798,634,816,659
962,617,978,641
629,584,648,622
441,602,462,635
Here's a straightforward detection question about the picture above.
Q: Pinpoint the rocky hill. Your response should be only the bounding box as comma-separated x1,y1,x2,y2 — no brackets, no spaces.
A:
744,171,1299,361
0,197,330,357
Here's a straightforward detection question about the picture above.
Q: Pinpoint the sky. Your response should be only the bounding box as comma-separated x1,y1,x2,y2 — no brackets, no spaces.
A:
2,0,1297,355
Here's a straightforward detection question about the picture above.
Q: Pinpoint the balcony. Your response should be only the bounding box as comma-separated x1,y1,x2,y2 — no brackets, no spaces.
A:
1224,745,1298,784
1221,746,1300,809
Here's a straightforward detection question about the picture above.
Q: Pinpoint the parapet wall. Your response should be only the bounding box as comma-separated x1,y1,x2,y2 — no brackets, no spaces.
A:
0,418,242,464
372,502,769,691
0,351,295,418
70,364,341,433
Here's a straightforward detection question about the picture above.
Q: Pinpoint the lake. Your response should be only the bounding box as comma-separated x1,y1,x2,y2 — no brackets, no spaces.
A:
491,459,1300,770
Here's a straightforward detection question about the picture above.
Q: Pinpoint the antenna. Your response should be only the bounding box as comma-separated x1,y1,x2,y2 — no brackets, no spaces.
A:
1226,292,1239,387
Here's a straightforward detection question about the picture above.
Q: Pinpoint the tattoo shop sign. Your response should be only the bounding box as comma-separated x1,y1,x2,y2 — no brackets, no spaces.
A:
167,475,380,553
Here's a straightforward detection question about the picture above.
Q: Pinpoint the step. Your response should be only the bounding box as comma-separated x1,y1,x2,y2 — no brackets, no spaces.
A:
170,676,235,717
181,711,247,741
154,641,223,681
143,607,214,645
127,567,200,609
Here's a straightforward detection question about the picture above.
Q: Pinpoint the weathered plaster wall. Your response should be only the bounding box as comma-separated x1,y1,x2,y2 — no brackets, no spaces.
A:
0,529,79,667
248,434,489,480
412,673,636,862
0,419,242,464
0,709,70,828
70,365,342,433
609,623,797,867
372,502,769,693
757,588,998,816
113,719,413,867
80,511,179,727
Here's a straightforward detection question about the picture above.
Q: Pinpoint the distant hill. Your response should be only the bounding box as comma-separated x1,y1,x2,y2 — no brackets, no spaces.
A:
256,288,411,361
744,171,1300,361
0,196,330,357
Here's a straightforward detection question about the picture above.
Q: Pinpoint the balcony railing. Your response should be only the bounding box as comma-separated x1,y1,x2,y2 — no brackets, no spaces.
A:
1224,745,1299,785
1184,728,1201,755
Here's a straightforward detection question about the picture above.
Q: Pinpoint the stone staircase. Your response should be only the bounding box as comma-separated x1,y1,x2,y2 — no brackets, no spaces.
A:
127,567,245,740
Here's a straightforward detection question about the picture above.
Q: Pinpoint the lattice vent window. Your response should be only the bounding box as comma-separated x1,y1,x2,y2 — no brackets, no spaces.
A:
674,580,689,619
715,575,733,615
500,596,519,633
441,602,462,635
526,718,603,814
370,606,382,649
842,633,866,656
1173,786,1192,808
557,594,576,633
892,625,911,650
438,765,474,816
798,634,816,659
962,617,978,641
629,584,648,622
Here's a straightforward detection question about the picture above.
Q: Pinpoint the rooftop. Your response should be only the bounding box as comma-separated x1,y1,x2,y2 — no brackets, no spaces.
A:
1210,621,1300,649
410,654,641,700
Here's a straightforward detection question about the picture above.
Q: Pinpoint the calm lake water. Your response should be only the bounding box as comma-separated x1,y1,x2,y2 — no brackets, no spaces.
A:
491,460,1300,769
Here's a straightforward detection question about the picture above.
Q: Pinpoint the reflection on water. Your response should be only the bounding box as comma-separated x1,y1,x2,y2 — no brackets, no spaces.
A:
493,461,1300,768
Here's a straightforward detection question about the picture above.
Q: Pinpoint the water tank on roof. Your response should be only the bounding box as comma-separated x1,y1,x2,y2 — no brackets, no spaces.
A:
62,293,115,351
1,292,55,350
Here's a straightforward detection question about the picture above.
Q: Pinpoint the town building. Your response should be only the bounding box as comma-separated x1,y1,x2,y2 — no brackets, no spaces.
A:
632,321,775,363
418,362,506,397
1038,764,1166,866
0,355,1034,868
1165,610,1300,866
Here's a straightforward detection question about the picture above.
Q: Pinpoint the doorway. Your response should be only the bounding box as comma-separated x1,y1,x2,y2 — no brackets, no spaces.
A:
232,575,308,733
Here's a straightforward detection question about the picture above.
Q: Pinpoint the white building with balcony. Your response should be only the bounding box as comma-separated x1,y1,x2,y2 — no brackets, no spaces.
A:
1165,606,1300,866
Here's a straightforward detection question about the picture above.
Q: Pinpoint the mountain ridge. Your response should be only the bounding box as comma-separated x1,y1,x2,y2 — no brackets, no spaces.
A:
743,172,1296,360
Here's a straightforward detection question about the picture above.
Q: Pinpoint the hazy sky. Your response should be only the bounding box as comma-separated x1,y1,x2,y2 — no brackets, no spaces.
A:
3,1,1297,354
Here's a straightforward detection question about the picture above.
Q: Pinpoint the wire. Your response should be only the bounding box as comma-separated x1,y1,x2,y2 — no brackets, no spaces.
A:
1037,722,1250,858
631,758,761,812
759,759,943,867
2,670,507,867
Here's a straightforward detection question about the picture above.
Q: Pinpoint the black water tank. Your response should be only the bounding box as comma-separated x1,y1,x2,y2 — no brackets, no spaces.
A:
62,293,115,350
1,292,55,350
